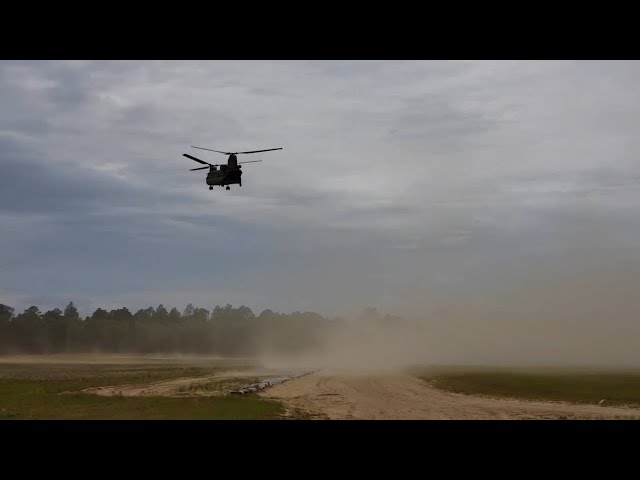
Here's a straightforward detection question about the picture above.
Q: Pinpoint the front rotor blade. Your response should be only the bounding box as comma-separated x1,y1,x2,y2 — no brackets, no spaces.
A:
183,153,210,165
191,146,231,154
238,160,262,164
190,166,209,171
235,148,282,154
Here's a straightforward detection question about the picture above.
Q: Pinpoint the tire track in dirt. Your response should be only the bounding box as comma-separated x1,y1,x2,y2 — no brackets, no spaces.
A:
81,368,308,398
83,374,225,397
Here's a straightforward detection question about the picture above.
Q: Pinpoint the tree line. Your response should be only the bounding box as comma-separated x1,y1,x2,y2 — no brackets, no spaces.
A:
0,302,398,356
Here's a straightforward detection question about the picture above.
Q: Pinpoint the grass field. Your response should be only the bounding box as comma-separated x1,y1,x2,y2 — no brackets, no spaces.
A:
413,365,640,407
0,356,286,420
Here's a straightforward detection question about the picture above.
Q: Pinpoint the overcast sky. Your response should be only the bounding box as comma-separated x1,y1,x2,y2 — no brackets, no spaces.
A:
2,60,640,337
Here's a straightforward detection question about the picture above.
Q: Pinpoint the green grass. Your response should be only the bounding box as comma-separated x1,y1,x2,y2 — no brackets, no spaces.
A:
412,366,640,407
0,363,284,420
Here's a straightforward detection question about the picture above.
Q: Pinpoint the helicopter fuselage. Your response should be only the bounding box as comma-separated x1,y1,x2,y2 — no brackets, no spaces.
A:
206,165,242,187
207,153,241,188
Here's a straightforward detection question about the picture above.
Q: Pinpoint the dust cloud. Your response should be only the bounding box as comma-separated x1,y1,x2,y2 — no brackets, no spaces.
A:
262,239,640,372
259,313,434,374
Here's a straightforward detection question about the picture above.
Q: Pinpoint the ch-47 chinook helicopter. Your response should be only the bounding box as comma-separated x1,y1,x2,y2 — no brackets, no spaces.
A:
183,146,282,191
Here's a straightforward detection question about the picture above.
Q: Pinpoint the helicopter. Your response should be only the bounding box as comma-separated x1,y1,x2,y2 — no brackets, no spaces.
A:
183,146,282,191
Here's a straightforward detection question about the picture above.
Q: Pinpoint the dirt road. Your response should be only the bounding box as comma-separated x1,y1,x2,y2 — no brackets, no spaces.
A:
260,370,640,420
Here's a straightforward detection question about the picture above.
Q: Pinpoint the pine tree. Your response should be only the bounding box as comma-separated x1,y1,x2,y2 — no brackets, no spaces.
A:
64,302,80,320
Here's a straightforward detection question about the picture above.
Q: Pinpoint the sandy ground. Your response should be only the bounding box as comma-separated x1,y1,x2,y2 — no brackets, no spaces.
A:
82,367,293,397
84,373,227,397
259,370,640,420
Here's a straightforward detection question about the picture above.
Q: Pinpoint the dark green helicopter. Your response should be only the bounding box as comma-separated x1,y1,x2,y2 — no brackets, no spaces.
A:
183,146,282,190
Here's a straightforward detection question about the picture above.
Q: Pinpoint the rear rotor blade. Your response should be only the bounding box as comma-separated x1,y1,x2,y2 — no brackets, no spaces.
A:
190,166,209,171
238,160,262,164
235,148,282,154
183,153,210,165
191,146,231,154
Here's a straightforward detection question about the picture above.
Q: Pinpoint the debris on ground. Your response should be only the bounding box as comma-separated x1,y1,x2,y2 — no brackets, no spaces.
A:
229,370,315,395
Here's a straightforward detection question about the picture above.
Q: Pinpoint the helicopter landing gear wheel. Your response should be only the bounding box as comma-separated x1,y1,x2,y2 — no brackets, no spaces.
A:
209,186,213,190
226,186,230,191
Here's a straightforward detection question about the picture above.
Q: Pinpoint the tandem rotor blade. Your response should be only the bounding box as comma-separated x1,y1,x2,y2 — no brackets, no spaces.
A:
238,160,263,164
190,146,283,155
190,146,231,154
183,153,210,165
235,148,282,154
190,166,209,171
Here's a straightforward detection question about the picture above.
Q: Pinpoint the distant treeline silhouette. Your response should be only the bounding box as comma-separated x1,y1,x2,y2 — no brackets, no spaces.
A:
0,302,400,356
